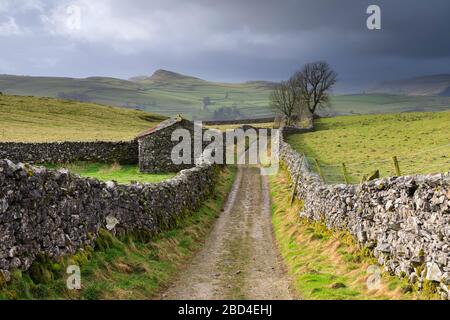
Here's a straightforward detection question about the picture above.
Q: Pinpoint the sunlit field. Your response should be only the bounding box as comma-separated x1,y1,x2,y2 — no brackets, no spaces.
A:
0,95,165,142
45,162,175,184
287,111,450,184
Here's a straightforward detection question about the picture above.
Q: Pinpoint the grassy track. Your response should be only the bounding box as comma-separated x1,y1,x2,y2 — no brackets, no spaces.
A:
0,167,235,300
45,162,175,184
0,95,166,142
287,111,450,183
269,168,423,300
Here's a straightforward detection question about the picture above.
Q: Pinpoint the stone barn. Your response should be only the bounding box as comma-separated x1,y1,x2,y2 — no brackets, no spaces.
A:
136,116,197,173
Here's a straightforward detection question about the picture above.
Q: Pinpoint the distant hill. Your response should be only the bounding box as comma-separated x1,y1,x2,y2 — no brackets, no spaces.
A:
328,94,450,116
370,74,450,96
129,69,206,83
1,70,450,119
0,70,275,119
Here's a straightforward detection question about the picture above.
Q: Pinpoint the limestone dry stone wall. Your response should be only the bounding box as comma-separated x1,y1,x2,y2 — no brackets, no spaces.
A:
202,117,276,126
138,119,199,173
0,159,218,281
0,141,138,165
280,132,450,299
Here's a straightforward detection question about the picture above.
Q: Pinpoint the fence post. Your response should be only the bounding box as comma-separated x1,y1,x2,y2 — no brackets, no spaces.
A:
314,158,325,183
290,157,304,206
341,163,350,184
392,156,401,176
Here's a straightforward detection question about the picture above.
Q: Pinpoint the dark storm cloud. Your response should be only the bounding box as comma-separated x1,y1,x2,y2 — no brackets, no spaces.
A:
1,0,450,92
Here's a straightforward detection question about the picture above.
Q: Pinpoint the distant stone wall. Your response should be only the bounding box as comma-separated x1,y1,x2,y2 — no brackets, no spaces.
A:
281,125,314,137
280,130,450,299
0,159,218,280
203,117,275,126
0,141,138,165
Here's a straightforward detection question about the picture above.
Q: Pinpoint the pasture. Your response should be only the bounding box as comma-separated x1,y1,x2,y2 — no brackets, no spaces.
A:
0,95,166,142
287,111,450,183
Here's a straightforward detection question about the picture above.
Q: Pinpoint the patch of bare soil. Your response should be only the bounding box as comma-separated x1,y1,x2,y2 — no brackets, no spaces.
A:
160,166,296,300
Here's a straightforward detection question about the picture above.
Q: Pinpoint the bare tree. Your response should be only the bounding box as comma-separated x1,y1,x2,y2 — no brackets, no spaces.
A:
293,61,337,116
270,78,299,125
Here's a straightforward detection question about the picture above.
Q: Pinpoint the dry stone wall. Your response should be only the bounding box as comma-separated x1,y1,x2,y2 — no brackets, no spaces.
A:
280,131,450,299
138,119,199,173
0,159,218,281
0,141,138,165
203,117,276,126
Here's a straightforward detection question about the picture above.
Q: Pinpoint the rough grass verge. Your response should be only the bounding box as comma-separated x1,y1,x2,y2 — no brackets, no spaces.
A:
0,166,235,300
269,166,430,300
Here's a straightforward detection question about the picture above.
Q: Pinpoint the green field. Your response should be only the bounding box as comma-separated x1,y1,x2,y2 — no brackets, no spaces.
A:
329,94,450,116
0,95,166,142
287,111,450,184
2,72,450,119
45,162,175,184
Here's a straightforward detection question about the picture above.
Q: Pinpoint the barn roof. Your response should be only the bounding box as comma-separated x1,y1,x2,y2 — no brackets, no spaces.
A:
136,115,188,139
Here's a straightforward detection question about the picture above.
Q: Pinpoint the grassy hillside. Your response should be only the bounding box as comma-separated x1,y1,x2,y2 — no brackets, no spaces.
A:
369,74,450,96
287,111,450,184
328,94,450,116
0,95,166,142
0,71,274,119
3,71,450,120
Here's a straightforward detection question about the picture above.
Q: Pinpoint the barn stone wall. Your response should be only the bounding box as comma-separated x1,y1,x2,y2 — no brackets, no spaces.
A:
138,119,198,173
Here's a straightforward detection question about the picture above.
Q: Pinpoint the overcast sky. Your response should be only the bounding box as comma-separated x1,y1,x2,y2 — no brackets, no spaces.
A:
1,0,450,92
